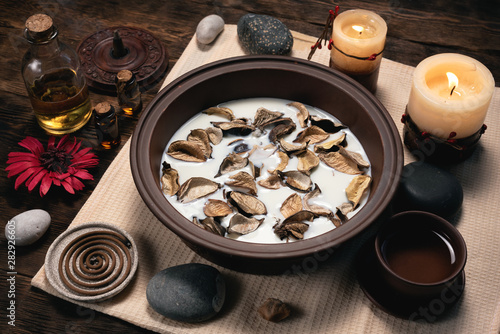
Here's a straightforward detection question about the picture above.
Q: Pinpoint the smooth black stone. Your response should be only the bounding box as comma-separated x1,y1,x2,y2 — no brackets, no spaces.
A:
395,162,463,218
146,263,226,323
237,14,293,55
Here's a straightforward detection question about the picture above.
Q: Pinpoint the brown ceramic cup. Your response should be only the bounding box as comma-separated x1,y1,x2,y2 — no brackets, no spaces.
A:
374,211,467,299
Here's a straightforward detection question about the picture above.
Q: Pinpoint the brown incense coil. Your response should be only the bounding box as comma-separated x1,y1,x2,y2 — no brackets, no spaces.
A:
58,230,132,296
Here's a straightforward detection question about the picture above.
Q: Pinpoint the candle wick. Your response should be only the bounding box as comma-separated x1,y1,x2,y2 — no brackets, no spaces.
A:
450,86,456,96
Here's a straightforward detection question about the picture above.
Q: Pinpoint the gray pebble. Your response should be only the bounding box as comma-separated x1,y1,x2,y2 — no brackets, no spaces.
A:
147,263,225,323
5,209,50,246
196,15,225,44
237,13,293,55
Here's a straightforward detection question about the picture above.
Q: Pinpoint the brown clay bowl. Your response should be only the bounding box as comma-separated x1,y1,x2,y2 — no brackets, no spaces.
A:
130,55,403,274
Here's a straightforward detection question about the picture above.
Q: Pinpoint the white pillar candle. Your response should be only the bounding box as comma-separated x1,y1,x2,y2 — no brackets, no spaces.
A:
331,9,387,75
408,53,495,139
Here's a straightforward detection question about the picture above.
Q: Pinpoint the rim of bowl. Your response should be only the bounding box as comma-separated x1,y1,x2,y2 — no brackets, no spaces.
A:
131,55,403,261
374,210,467,286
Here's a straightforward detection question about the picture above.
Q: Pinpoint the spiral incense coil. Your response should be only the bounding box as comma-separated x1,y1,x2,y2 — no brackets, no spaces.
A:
57,230,132,296
45,222,138,302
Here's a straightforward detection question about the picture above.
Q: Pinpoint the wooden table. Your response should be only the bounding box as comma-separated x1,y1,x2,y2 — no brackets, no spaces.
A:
1,0,498,332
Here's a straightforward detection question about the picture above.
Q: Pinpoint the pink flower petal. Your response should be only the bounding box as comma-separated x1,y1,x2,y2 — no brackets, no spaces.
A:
61,180,75,194
39,173,53,196
56,135,70,149
71,147,92,160
6,161,40,177
6,154,39,164
73,169,94,180
19,137,44,156
68,176,85,191
27,169,48,191
47,136,56,150
14,166,44,190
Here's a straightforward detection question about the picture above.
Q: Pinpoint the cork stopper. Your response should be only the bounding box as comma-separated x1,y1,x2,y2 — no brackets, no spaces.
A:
94,102,114,115
116,70,133,83
26,14,53,34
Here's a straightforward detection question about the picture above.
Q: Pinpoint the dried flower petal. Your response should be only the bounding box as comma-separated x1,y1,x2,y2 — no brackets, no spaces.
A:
310,115,346,133
278,170,312,192
257,173,283,189
167,140,207,162
228,213,264,235
268,151,289,174
215,153,249,178
203,199,233,217
293,125,329,144
273,210,315,240
227,191,267,216
318,151,362,175
346,175,371,208
337,202,354,220
177,177,221,203
203,106,235,120
258,298,291,322
187,129,212,159
268,123,296,144
296,149,319,175
339,147,370,169
278,139,307,156
303,184,332,216
225,171,258,195
287,102,309,128
253,107,284,128
193,216,226,236
212,121,255,136
205,127,223,145
280,193,303,218
161,162,180,196
314,134,347,154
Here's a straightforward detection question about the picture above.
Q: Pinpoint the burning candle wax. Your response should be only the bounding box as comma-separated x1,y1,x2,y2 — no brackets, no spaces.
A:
331,9,387,75
408,54,495,139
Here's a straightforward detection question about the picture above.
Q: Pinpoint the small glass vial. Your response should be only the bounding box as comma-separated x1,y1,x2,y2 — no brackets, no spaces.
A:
94,102,121,149
21,14,92,134
115,70,142,116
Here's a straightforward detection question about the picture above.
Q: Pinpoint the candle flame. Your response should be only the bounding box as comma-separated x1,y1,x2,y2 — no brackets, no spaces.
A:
352,25,364,34
446,72,459,95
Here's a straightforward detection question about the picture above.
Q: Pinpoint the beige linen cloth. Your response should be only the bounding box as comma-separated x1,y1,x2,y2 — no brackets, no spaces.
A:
32,25,500,333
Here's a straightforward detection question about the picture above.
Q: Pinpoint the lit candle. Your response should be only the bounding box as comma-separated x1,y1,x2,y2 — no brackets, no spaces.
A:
408,53,495,139
331,9,387,92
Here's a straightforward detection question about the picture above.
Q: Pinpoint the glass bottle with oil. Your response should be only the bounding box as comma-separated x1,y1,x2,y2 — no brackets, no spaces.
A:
115,70,142,116
21,14,92,134
94,102,121,149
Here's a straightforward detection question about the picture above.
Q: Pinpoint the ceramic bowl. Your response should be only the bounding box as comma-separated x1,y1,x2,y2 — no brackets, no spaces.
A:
130,55,403,274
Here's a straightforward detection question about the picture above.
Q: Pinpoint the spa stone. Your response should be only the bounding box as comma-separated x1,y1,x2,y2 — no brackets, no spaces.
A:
396,162,463,217
146,263,225,323
5,209,50,246
237,14,293,55
196,15,225,44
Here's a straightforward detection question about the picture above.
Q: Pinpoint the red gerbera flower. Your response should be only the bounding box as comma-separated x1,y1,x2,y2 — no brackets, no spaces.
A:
6,135,99,196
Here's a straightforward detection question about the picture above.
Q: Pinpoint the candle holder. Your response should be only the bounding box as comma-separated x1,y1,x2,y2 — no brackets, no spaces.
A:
402,109,486,164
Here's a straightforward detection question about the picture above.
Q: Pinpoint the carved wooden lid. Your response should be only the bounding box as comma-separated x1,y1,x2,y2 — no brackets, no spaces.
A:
77,26,168,94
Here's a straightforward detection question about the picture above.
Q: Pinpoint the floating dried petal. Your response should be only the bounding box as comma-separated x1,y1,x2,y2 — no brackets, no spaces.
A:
193,216,226,236
310,115,346,133
177,177,221,203
253,107,284,128
203,199,233,217
268,151,289,174
257,173,282,189
273,210,315,240
212,121,255,136
339,147,370,169
296,149,319,175
280,193,303,218
346,175,371,208
205,127,223,145
161,162,180,196
278,170,312,192
303,184,332,216
293,125,329,144
319,151,362,175
278,139,307,156
187,129,212,159
203,106,235,120
227,191,267,216
215,153,249,177
228,213,264,235
287,101,310,128
314,133,347,154
167,140,207,162
225,171,258,195
268,123,296,143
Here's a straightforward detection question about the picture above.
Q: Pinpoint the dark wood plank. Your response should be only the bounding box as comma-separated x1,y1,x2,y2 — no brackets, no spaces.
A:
0,0,499,332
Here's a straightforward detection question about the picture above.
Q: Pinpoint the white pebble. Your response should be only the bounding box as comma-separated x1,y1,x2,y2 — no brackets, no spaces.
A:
5,209,51,246
196,15,225,44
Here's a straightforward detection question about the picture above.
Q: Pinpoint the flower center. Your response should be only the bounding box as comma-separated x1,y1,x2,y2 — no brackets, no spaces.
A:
39,147,73,174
